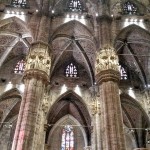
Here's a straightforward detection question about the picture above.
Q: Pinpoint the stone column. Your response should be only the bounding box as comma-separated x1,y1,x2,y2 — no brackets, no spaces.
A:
97,16,112,49
95,47,126,150
11,42,51,150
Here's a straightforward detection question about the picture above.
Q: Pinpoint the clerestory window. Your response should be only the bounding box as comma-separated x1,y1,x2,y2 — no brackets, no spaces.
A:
65,63,78,77
61,125,74,150
14,59,25,74
11,0,27,8
123,1,137,14
68,0,82,12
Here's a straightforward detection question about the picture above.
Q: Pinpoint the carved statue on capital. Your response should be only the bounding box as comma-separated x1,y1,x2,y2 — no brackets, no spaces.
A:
95,47,119,74
25,43,51,76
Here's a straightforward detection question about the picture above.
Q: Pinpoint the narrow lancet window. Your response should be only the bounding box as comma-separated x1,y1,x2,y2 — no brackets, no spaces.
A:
61,125,74,150
14,60,25,74
120,66,128,80
123,1,137,14
65,63,78,77
68,0,82,11
11,0,27,8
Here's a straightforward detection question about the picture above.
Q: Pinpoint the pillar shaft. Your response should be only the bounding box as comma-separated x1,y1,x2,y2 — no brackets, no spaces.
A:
95,48,126,150
12,42,51,150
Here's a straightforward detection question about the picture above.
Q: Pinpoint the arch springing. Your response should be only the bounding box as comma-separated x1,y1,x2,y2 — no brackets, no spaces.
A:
65,63,78,77
14,59,26,74
123,1,137,14
61,125,74,150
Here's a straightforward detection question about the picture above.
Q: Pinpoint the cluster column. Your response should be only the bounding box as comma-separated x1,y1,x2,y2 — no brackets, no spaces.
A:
11,42,51,150
95,47,126,150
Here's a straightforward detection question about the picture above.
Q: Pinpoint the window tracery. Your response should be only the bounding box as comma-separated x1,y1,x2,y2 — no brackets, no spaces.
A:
14,59,25,74
11,0,27,8
68,0,82,11
61,125,74,150
123,1,137,14
120,66,128,80
65,63,78,77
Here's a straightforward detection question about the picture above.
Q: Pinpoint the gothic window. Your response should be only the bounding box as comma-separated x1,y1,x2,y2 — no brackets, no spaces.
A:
120,66,128,80
65,63,78,77
68,0,82,11
11,0,27,8
123,1,137,14
14,60,25,74
61,125,74,150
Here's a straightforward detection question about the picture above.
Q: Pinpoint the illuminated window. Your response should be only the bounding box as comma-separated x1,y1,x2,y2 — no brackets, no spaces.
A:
120,66,127,80
14,60,25,74
68,0,82,11
11,0,27,8
65,63,78,77
123,1,137,14
61,125,74,150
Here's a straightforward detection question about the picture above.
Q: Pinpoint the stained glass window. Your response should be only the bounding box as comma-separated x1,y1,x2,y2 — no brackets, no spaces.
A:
123,1,137,14
65,63,78,77
120,66,128,80
68,0,82,11
11,0,27,8
14,60,25,74
61,125,74,150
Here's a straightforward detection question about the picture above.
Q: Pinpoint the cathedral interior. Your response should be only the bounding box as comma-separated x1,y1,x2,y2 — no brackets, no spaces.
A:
0,0,150,150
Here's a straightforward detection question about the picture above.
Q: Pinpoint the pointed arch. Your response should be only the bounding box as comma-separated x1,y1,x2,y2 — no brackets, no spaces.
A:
47,90,91,145
47,115,88,148
121,92,150,148
115,24,150,87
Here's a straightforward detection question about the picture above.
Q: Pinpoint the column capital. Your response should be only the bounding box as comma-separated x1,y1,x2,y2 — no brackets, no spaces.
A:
95,47,120,84
24,41,51,83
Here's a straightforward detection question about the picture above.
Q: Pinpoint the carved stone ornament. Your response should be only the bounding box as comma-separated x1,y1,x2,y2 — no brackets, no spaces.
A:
25,43,51,76
42,94,49,115
95,47,119,75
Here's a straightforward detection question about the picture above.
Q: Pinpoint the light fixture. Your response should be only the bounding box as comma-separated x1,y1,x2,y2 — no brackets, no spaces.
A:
81,15,84,19
52,10,55,14
6,10,10,14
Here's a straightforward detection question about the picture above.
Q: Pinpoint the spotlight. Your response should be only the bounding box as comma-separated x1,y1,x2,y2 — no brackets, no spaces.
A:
66,14,69,18
75,15,78,19
130,18,134,22
16,12,19,15
96,13,98,17
36,9,38,12
6,10,10,14
52,10,55,14
12,11,15,14
140,19,143,22
21,12,24,15
81,15,84,19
